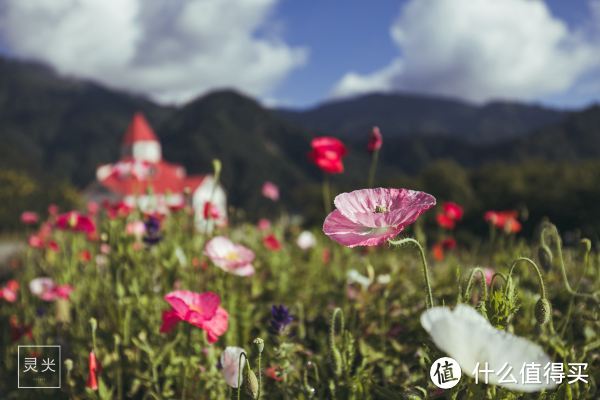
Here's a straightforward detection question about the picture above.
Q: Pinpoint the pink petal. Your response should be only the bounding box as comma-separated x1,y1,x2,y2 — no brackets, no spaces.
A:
160,310,180,333
323,209,402,247
202,307,229,343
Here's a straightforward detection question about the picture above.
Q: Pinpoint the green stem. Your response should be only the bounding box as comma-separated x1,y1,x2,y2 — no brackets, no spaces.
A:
506,257,547,299
388,238,434,308
322,174,332,213
464,267,489,302
367,150,379,188
237,352,247,400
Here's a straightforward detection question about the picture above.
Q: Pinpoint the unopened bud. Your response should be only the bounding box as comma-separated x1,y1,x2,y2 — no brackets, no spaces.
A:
535,298,552,326
246,368,259,399
537,246,553,271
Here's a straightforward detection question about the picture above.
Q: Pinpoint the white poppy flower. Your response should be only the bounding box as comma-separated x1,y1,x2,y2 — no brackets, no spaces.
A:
220,346,246,388
421,304,557,393
346,269,372,289
296,231,317,250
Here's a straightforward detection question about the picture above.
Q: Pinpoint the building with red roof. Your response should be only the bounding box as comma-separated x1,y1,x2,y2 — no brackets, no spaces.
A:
92,113,227,230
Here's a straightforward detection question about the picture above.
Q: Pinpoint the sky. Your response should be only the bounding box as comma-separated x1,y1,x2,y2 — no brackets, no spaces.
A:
0,0,599,109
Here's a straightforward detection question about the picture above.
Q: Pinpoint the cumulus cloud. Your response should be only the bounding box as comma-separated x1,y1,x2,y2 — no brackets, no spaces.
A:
0,0,307,103
332,0,599,103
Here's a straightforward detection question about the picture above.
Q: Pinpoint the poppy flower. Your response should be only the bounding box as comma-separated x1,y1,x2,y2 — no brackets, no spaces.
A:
257,218,271,231
125,221,146,238
55,212,96,234
28,235,44,249
421,305,556,393
262,181,280,201
80,250,92,262
265,366,284,382
220,346,246,388
308,136,347,174
367,126,383,153
20,211,39,225
436,213,456,230
323,188,436,247
29,278,73,301
47,241,60,252
296,231,316,250
203,201,221,220
87,201,99,216
10,315,33,342
86,351,99,390
263,234,282,251
104,201,133,219
48,204,59,216
432,238,457,261
204,236,255,276
443,202,463,221
0,280,19,303
160,290,228,343
485,210,521,233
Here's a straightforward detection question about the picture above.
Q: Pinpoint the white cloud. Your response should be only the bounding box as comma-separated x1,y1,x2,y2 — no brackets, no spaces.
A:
332,0,599,103
0,0,307,103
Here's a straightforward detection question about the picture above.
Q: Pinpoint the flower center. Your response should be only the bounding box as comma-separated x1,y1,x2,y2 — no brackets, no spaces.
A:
225,251,240,261
374,205,388,213
189,304,203,314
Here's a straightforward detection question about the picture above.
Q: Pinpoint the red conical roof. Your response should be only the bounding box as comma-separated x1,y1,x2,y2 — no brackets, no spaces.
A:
122,113,158,145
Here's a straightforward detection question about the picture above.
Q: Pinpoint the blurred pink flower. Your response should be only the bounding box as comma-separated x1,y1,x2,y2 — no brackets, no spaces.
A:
367,126,383,153
323,188,436,247
257,218,271,231
160,290,228,343
55,211,96,234
483,267,494,286
87,201,99,216
100,244,111,254
29,278,73,301
204,236,255,276
28,235,44,249
0,280,19,303
262,181,280,201
20,211,39,225
48,204,59,217
126,221,146,238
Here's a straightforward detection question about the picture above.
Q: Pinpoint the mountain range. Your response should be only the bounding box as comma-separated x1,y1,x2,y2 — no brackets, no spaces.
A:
1,55,600,213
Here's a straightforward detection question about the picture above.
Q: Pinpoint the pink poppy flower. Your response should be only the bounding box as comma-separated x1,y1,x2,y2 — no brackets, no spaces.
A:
204,236,255,276
257,218,271,231
263,234,282,251
47,241,60,252
29,278,73,301
55,212,96,234
262,181,280,201
160,290,229,343
443,202,464,221
436,213,456,230
104,201,133,219
87,201,99,216
308,136,347,174
323,188,436,247
48,204,59,216
21,211,39,225
28,235,44,249
126,221,146,238
0,280,19,303
367,126,383,153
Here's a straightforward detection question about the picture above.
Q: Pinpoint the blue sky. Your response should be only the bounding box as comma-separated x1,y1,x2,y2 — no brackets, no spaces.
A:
0,0,598,109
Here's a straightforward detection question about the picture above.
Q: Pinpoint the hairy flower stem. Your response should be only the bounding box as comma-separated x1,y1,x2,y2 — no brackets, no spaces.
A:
506,257,547,299
367,150,379,188
464,267,489,303
329,308,344,378
388,238,434,308
237,352,248,400
542,225,600,304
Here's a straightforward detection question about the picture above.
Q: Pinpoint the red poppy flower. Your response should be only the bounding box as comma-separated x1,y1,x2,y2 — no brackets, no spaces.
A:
485,210,521,233
441,237,457,250
436,213,456,230
80,250,92,262
9,316,33,342
432,242,445,261
203,201,220,220
87,351,100,391
308,137,347,174
103,201,133,219
265,366,284,382
21,211,39,225
263,234,282,251
55,212,96,234
442,202,463,221
367,126,383,153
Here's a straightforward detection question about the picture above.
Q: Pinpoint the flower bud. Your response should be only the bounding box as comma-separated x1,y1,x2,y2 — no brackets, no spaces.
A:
246,368,259,399
537,246,553,271
535,298,552,326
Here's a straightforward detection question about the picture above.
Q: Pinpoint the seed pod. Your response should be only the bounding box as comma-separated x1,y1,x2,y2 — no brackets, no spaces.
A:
246,368,259,399
253,337,264,353
537,246,553,271
535,298,552,326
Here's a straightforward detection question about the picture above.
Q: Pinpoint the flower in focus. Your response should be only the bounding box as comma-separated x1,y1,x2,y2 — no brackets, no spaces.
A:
220,346,246,388
262,181,280,201
263,234,282,251
270,304,293,334
323,188,436,247
55,211,96,234
160,290,228,343
20,211,39,225
0,280,19,303
143,216,162,245
29,278,73,301
86,351,100,391
205,236,255,276
308,136,347,174
485,210,521,234
296,231,316,250
257,218,271,231
421,305,556,392
367,126,383,153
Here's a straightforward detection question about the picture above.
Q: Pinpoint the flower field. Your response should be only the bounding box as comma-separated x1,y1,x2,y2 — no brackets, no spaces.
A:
1,136,599,400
